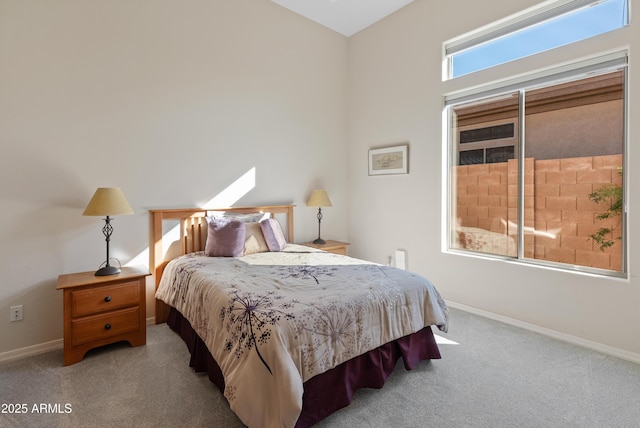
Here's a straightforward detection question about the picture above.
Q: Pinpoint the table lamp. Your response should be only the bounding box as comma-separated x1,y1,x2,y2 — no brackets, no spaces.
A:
83,187,134,276
306,190,332,244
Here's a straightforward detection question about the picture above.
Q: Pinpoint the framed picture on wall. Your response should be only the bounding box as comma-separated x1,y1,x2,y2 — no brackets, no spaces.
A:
368,144,408,175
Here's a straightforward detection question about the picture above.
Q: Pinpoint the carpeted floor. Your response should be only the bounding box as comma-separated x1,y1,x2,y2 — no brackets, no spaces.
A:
2,308,639,427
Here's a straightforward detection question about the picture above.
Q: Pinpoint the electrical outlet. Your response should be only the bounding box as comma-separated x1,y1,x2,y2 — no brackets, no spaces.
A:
10,305,23,322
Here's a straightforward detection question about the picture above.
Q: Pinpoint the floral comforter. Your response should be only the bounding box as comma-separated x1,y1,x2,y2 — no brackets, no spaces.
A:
155,244,448,428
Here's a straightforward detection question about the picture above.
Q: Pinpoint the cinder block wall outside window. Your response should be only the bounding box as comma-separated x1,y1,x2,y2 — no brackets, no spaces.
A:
456,154,623,270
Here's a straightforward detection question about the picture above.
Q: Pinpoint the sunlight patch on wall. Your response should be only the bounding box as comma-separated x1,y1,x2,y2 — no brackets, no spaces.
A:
201,167,256,208
126,167,257,268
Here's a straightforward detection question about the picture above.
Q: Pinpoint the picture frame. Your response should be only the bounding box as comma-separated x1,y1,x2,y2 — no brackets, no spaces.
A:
368,144,409,175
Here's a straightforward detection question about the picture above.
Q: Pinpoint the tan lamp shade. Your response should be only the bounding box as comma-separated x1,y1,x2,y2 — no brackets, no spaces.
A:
83,187,134,216
306,190,332,208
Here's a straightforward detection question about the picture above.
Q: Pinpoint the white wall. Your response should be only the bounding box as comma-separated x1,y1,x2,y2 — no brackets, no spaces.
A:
347,0,640,359
3,0,638,363
0,0,349,354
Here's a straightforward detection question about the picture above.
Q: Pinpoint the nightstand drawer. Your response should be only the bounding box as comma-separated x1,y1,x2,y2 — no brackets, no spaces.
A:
71,307,140,346
71,281,140,317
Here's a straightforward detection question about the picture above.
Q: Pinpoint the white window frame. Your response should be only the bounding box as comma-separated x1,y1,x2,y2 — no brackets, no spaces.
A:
445,51,628,276
444,0,630,80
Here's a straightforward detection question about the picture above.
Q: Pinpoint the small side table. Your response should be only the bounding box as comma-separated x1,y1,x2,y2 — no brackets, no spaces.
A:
301,240,350,255
56,266,150,366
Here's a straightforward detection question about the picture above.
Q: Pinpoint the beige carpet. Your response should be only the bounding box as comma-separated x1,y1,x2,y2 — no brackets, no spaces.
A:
2,308,639,427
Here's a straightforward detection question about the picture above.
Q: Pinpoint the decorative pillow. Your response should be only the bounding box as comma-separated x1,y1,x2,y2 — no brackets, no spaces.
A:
243,222,269,255
260,218,287,252
204,217,246,257
203,213,269,246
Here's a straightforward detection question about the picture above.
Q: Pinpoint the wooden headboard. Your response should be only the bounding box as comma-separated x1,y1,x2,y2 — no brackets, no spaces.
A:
149,205,295,323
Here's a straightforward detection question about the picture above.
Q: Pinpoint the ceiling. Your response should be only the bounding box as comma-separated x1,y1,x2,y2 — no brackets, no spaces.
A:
270,0,415,37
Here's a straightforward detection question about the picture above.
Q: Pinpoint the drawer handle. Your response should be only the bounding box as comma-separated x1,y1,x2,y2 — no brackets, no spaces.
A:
104,323,111,330
104,296,111,302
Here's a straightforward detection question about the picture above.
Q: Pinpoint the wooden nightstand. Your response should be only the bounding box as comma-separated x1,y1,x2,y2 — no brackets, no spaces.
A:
56,266,150,366
301,240,350,255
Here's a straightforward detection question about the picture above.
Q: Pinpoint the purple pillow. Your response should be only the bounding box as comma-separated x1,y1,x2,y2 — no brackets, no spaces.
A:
204,217,246,257
260,218,287,252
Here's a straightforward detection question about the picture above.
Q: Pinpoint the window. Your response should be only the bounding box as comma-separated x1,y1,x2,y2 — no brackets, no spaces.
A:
445,0,629,78
447,55,626,274
458,122,517,165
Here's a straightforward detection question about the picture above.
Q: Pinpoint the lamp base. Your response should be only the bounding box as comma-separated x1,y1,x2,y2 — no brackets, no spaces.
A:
312,238,326,245
95,265,121,276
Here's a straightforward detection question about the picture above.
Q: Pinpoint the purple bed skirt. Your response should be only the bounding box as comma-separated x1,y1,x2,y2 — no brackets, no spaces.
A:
166,307,441,427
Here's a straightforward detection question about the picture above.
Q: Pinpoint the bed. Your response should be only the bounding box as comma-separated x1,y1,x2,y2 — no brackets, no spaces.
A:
150,205,448,428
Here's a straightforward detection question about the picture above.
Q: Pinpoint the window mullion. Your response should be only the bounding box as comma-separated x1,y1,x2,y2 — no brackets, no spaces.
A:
517,90,526,260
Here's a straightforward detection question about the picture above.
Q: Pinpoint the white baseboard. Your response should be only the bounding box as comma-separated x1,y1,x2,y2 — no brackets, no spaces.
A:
1,318,158,364
447,300,640,365
0,339,63,364
6,306,637,366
